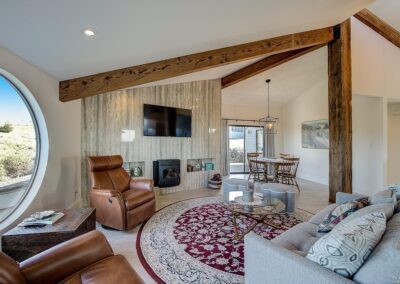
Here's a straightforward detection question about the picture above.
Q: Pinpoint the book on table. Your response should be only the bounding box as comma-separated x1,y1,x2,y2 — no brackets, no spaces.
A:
18,210,64,227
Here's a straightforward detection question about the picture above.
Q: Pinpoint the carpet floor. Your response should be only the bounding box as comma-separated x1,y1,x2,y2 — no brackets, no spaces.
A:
137,197,312,284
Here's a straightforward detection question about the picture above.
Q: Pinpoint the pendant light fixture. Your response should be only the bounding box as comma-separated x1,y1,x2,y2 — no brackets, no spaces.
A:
259,79,279,133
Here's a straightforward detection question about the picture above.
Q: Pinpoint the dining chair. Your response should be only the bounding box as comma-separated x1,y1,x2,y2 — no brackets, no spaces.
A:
247,152,264,182
277,157,300,192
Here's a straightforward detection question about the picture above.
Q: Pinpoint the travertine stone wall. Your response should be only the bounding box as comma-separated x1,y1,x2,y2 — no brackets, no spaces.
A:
81,80,221,204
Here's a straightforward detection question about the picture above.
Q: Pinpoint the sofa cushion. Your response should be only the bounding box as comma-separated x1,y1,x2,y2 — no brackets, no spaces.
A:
123,189,155,210
369,189,396,206
306,210,386,279
271,222,320,257
63,255,144,284
353,212,400,284
309,204,337,226
318,198,369,233
336,203,394,229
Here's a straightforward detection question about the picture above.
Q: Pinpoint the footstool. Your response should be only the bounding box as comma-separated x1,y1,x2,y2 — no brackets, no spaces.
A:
257,183,297,213
222,178,249,202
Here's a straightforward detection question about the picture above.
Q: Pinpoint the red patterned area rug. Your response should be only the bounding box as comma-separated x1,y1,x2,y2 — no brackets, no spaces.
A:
137,197,312,284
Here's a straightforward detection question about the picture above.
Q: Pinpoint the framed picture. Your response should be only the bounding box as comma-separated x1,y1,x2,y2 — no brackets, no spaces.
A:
301,119,329,149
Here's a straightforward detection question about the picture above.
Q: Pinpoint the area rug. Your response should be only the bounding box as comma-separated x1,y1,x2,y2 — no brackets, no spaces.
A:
137,197,312,284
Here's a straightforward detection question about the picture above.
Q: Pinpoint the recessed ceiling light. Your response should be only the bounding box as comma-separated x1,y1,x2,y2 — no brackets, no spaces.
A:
83,28,95,37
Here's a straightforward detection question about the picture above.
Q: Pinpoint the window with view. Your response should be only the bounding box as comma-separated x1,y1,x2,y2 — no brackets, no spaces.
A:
0,75,39,222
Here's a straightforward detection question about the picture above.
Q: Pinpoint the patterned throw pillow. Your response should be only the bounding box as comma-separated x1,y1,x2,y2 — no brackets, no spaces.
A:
307,210,386,278
318,198,369,233
388,184,400,198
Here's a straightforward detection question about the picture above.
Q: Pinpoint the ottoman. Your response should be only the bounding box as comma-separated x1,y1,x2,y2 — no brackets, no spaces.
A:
257,183,297,213
222,178,249,202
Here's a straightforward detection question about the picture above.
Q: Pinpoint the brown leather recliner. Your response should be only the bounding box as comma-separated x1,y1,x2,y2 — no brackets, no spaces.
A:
87,155,155,230
0,230,144,284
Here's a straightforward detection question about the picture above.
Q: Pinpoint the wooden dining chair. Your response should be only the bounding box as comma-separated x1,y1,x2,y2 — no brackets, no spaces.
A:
247,152,264,182
277,157,300,192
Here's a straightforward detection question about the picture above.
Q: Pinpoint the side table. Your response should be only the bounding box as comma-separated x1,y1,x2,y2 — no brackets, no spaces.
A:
1,207,96,262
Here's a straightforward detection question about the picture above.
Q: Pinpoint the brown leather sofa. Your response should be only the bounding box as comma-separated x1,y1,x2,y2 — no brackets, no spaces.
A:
87,155,155,230
0,230,144,284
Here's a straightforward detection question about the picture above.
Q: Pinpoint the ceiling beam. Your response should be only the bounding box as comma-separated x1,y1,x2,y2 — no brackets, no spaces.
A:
221,44,325,88
59,27,334,102
354,9,400,49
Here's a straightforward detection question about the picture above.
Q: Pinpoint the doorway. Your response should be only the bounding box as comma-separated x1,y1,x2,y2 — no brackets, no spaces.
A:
228,125,264,174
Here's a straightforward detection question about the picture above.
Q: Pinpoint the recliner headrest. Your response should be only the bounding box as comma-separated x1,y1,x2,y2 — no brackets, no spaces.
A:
87,155,124,172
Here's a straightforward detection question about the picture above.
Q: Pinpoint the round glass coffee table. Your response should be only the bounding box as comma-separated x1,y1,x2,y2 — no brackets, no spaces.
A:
220,193,285,241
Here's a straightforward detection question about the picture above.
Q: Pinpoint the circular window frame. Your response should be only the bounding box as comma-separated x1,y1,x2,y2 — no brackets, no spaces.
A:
0,68,49,231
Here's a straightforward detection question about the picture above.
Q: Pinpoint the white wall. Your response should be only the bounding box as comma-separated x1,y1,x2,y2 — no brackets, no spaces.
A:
352,95,386,195
0,46,81,232
281,79,329,185
351,16,400,194
387,103,400,184
352,18,400,100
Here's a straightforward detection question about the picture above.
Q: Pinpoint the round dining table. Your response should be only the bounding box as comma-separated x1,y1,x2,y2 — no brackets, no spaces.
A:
249,157,295,183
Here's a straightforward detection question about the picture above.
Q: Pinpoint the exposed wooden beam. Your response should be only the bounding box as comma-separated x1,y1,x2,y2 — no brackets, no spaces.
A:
354,9,400,49
328,19,352,203
221,44,325,88
59,27,334,102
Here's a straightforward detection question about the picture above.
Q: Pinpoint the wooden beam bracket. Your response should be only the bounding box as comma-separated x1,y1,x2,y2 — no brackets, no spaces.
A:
221,44,325,88
354,9,400,49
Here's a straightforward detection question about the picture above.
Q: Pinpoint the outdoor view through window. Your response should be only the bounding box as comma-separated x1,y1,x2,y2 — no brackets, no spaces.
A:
0,75,37,222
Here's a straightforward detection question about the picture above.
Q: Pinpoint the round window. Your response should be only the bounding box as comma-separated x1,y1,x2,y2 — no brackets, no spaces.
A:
0,69,48,228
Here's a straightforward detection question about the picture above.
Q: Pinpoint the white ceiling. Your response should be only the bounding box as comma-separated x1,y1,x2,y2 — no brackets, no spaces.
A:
222,46,328,108
0,0,372,80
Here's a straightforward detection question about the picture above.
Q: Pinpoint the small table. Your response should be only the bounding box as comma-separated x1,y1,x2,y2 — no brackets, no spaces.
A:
221,194,285,241
1,208,96,262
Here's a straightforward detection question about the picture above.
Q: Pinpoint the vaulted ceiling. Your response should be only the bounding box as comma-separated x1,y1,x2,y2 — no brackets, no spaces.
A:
0,0,372,81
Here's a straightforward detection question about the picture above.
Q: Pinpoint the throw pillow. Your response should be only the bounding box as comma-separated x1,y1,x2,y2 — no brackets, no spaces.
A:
307,210,386,279
369,189,396,206
318,198,369,233
388,184,400,199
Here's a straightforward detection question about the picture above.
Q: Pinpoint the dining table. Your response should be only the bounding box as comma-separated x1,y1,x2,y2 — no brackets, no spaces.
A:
249,157,295,183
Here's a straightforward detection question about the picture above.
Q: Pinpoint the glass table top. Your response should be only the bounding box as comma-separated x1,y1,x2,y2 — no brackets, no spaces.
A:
220,191,285,216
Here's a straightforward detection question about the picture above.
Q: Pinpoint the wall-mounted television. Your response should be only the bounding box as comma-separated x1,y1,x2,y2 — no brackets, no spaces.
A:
143,104,192,137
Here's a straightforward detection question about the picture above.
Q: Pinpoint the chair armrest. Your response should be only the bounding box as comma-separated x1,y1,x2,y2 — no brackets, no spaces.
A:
336,192,367,204
20,231,114,284
91,188,121,197
89,189,126,230
130,178,154,191
244,232,355,284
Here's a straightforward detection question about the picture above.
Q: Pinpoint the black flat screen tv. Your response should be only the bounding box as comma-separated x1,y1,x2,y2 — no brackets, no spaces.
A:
143,104,192,137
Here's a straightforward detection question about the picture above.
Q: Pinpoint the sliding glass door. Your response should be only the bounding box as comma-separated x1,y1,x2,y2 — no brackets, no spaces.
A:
228,125,264,174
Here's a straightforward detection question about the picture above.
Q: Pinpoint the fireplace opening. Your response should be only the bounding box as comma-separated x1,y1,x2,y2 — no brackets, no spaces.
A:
153,159,180,187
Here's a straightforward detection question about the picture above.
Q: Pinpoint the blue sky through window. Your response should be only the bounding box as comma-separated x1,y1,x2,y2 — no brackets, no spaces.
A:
0,75,32,124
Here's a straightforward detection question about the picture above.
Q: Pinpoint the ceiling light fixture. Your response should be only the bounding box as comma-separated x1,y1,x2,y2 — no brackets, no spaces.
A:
259,79,279,134
83,28,95,37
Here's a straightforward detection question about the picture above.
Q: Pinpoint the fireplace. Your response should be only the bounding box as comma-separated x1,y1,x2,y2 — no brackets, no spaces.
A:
153,159,181,187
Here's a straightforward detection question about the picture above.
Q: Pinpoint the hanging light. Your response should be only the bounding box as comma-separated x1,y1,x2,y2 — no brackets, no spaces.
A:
259,79,279,133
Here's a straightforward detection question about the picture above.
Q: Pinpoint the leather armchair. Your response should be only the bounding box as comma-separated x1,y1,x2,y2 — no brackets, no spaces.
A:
0,230,144,284
87,155,155,230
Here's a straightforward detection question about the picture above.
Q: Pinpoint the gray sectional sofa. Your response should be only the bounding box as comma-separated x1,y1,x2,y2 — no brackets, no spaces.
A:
244,191,400,284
